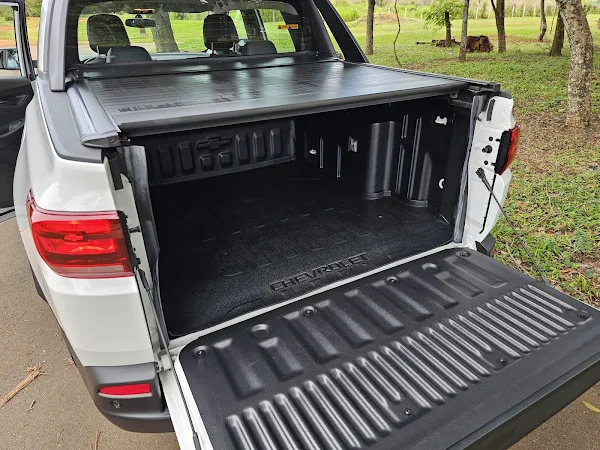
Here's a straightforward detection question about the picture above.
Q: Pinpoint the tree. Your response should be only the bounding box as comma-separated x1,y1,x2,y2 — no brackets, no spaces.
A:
366,0,376,55
539,0,547,40
554,0,594,127
459,0,470,61
549,12,565,56
152,9,179,53
490,0,507,52
24,0,42,17
423,0,463,47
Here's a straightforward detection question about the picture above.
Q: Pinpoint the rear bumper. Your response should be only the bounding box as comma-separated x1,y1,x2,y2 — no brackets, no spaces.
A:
82,363,173,433
67,336,173,433
100,404,173,433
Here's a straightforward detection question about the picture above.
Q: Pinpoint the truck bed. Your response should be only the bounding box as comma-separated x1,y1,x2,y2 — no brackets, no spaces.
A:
178,249,600,450
82,58,473,136
153,163,453,336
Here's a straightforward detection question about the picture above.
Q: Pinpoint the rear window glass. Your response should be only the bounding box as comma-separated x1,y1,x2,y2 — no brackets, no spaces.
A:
67,0,315,64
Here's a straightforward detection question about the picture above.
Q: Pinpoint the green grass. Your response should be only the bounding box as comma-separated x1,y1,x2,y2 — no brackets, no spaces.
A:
4,11,600,302
493,148,600,303
345,16,600,115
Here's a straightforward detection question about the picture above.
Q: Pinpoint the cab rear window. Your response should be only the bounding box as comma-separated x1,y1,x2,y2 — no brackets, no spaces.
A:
67,0,315,64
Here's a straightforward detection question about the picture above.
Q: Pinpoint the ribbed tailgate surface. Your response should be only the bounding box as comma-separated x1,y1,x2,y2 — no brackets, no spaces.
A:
179,249,600,450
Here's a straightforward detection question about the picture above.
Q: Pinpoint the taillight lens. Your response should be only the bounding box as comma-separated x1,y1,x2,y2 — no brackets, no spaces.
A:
99,383,152,396
27,193,133,278
496,124,520,175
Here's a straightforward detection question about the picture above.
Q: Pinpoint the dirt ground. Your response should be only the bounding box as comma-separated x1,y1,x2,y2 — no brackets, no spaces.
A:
1,217,599,449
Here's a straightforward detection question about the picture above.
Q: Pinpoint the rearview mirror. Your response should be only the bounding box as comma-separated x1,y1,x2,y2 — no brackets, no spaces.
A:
0,48,19,71
125,18,156,28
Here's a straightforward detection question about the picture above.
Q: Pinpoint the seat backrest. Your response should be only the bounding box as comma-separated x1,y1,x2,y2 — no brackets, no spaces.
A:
203,14,239,51
87,14,130,54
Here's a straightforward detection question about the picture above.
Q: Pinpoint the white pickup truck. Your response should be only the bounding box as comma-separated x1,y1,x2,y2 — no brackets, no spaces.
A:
1,0,599,448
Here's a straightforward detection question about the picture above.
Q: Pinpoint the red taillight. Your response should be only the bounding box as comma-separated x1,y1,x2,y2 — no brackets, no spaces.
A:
99,383,152,396
496,124,520,175
27,193,133,278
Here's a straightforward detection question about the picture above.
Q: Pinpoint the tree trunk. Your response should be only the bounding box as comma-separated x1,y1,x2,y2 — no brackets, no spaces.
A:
444,11,452,47
491,0,507,52
555,0,594,127
459,0,470,61
366,0,375,55
538,0,547,40
152,9,179,53
549,12,565,56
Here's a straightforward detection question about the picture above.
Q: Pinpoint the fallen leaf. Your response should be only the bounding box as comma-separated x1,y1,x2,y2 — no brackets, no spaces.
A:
583,401,600,413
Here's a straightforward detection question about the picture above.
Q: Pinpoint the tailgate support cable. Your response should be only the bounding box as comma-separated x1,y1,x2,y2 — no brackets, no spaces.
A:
139,268,202,450
476,168,549,285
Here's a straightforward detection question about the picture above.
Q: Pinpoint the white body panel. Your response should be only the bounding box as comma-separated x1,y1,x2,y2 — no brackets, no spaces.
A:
13,83,154,368
463,96,515,247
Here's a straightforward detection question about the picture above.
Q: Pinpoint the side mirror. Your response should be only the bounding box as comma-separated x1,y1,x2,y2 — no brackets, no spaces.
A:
125,18,156,28
0,48,19,71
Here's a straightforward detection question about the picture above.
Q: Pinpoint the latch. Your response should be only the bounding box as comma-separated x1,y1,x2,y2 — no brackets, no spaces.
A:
197,136,232,150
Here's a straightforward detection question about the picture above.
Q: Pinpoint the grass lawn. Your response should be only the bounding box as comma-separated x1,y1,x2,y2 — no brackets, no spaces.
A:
3,13,599,302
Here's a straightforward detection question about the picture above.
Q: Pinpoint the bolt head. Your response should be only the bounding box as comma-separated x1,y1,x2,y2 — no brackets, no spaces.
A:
404,409,413,416
302,306,316,316
252,324,271,339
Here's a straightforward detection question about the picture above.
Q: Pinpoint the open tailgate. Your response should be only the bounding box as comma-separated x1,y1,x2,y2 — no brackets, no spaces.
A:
165,248,600,449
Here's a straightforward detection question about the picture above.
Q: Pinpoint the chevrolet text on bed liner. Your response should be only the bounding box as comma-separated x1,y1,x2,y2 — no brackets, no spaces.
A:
1,0,599,448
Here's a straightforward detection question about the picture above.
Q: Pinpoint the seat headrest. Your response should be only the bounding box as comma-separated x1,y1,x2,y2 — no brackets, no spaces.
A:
203,14,239,51
87,14,130,54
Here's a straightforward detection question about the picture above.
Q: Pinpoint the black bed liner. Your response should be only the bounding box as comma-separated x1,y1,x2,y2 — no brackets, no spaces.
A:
84,59,471,135
179,249,600,450
153,163,452,336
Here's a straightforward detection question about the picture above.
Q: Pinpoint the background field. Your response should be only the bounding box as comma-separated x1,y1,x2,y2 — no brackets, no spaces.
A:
1,7,599,303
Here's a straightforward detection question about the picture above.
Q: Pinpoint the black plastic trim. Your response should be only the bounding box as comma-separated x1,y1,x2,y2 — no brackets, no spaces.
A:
38,80,104,163
106,151,124,190
313,0,367,62
495,129,512,175
458,352,600,449
68,345,172,433
476,233,496,256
